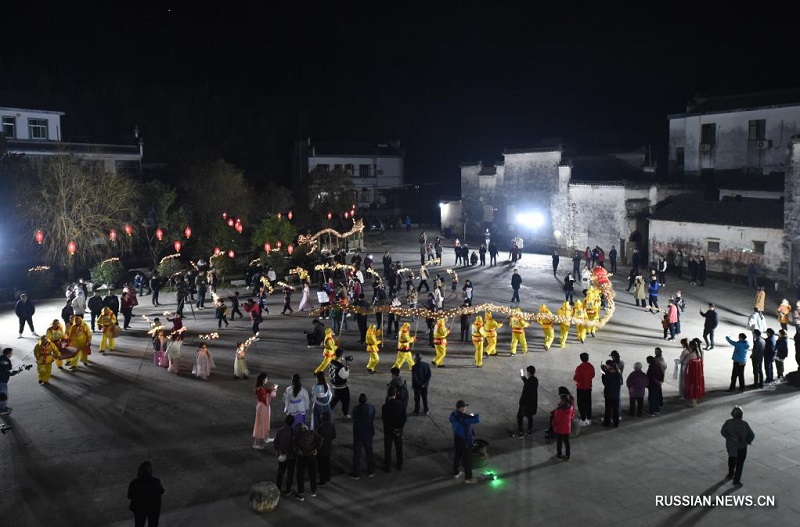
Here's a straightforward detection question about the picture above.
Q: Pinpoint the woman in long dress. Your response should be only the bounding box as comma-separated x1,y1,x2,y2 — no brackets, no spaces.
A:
683,339,705,406
252,373,278,449
192,343,215,380
233,341,250,380
298,280,313,312
283,373,310,428
310,371,332,431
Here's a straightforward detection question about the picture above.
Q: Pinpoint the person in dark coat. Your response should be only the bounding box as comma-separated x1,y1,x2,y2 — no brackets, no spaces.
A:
381,387,407,472
646,356,664,416
551,251,560,277
316,412,336,486
292,423,323,501
103,290,120,319
274,415,296,496
350,393,376,479
601,360,622,427
149,274,161,306
87,291,104,332
720,405,755,486
354,294,370,343
305,319,325,346
411,353,432,415
698,256,707,286
127,461,164,527
700,303,719,350
515,365,538,438
14,293,37,338
61,299,74,327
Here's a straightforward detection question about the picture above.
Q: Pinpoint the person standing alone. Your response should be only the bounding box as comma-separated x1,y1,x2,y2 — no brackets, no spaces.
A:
720,406,755,487
700,303,719,350
511,268,522,304
127,461,164,527
515,366,538,438
573,353,595,425
449,400,480,483
15,293,37,339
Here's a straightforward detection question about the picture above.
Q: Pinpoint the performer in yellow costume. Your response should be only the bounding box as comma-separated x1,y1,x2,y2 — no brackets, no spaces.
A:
471,315,487,367
572,300,588,343
34,335,60,385
314,327,337,373
509,308,529,355
46,319,67,370
365,324,382,373
557,301,572,348
585,287,600,337
98,307,117,353
538,304,555,350
483,311,503,356
66,315,92,369
432,317,450,367
393,322,416,370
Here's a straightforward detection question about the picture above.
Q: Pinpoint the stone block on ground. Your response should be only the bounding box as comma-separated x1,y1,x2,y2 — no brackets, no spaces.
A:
249,481,280,513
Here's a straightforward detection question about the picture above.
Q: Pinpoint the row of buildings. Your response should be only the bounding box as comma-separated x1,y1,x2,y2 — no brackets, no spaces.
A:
442,89,800,285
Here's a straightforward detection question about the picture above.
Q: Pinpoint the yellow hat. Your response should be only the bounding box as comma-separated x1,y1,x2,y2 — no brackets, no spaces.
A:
474,315,483,324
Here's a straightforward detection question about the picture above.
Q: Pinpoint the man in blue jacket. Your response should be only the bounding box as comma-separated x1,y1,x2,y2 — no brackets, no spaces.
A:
449,400,480,484
726,333,750,393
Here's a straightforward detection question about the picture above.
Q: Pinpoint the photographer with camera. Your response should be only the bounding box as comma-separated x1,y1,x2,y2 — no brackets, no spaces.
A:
1,347,30,416
329,348,352,418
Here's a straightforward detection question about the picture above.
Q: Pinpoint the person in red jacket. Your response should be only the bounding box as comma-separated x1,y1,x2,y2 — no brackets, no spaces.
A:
573,352,595,426
552,392,575,460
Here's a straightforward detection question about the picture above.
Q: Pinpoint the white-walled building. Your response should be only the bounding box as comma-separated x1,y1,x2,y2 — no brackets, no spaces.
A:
668,89,800,178
292,138,404,209
0,106,142,175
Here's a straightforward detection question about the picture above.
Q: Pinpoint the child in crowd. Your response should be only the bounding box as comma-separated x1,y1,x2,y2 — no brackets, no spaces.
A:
215,299,229,329
234,341,250,380
193,342,215,380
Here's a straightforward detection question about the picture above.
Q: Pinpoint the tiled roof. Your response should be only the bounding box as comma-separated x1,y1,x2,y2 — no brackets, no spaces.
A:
649,197,784,229
674,88,800,116
4,139,141,156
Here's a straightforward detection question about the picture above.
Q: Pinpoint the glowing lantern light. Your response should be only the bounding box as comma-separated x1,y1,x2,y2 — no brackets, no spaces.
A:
287,244,294,255
227,218,234,227
173,240,182,253
287,211,293,220
213,246,221,255
277,212,282,220
109,229,118,242
276,241,282,249
235,223,243,233
344,211,349,219
227,249,235,258
222,212,228,219
67,241,77,255
155,228,164,241
352,204,356,210
264,243,271,252
327,212,332,220
34,230,44,244
184,226,192,239
124,224,133,236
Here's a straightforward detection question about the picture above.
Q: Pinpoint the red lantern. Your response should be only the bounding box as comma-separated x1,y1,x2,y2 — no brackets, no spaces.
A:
109,229,118,242
264,243,271,253
67,241,77,255
155,228,164,241
213,246,221,255
124,224,133,236
184,226,192,239
344,211,349,219
277,212,282,220
173,240,182,253
227,249,235,258
276,241,282,249
222,212,227,219
287,244,294,255
327,212,332,220
287,211,293,220
34,230,44,244
235,223,243,234
227,218,234,227
352,204,356,210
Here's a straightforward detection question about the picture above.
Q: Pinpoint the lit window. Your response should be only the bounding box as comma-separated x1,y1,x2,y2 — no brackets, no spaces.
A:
753,241,765,255
1,116,15,138
28,118,48,139
707,241,720,253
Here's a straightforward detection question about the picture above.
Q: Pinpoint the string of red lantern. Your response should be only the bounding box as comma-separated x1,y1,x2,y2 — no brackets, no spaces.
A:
174,240,182,253
184,226,192,239
155,228,164,241
34,230,44,244
67,241,77,255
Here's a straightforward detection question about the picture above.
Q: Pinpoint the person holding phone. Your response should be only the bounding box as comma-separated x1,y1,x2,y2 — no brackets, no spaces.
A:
515,366,538,438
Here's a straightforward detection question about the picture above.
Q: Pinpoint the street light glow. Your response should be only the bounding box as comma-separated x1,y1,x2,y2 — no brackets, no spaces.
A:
516,211,545,227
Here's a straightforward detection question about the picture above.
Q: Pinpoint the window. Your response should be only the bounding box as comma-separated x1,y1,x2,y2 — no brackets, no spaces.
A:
359,164,371,178
753,241,766,255
1,116,15,138
675,147,684,169
707,241,720,253
315,163,329,172
344,163,354,176
360,188,371,203
748,119,766,141
28,118,48,139
333,164,343,171
700,123,716,146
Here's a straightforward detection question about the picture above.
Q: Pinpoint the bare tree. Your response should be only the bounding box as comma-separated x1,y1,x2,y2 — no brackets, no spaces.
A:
16,155,139,269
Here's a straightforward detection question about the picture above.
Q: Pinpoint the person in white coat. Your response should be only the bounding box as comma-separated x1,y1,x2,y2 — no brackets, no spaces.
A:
72,289,87,319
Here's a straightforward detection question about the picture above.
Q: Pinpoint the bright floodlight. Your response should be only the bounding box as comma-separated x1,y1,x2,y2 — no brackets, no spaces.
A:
439,202,445,208
516,212,545,228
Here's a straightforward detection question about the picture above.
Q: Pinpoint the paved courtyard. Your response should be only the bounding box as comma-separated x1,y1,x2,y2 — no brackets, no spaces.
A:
1,230,799,527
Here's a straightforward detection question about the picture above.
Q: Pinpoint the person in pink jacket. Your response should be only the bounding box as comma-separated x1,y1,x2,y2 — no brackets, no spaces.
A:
666,300,679,341
552,393,575,461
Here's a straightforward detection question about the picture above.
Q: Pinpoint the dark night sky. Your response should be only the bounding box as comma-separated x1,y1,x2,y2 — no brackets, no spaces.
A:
3,3,800,187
